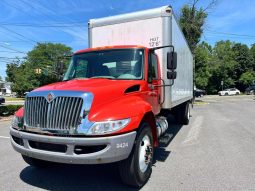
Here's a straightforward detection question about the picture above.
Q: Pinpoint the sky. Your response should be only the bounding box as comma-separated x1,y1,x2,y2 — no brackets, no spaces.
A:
1,0,255,79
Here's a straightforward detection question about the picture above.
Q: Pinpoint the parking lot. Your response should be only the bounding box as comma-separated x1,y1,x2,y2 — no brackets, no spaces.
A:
0,95,255,191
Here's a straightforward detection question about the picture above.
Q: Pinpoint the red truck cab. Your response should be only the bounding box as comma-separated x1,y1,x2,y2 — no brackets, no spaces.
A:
10,46,172,187
10,5,193,187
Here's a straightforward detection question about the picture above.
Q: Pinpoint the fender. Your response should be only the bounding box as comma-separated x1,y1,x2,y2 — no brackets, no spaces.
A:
15,107,24,118
88,95,156,136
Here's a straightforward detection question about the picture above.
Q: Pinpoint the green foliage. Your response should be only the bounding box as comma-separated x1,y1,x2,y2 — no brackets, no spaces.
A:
177,1,255,94
195,40,255,94
179,4,207,53
239,71,255,87
0,105,23,116
6,43,72,96
250,43,255,67
194,42,212,88
6,60,20,82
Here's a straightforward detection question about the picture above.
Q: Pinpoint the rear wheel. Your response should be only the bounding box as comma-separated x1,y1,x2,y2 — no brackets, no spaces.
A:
225,93,228,96
118,123,153,188
22,155,54,168
175,101,190,125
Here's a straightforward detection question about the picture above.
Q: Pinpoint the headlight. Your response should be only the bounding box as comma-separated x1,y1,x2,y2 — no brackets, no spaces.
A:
87,118,130,135
11,116,23,129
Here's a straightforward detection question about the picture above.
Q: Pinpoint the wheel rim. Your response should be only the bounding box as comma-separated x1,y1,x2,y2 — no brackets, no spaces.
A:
138,135,152,173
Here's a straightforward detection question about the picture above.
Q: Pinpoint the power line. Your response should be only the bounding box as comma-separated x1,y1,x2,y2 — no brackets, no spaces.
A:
0,22,85,28
0,0,87,46
205,30,255,38
0,26,37,44
0,56,25,59
0,0,77,44
0,27,34,44
24,0,87,40
0,44,27,54
0,40,84,43
0,50,26,53
0,22,86,28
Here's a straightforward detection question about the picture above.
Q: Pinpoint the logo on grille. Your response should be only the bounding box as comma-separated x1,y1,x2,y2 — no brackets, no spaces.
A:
46,92,54,103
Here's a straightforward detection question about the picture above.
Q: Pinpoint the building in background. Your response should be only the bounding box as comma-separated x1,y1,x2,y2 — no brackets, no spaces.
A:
0,81,12,96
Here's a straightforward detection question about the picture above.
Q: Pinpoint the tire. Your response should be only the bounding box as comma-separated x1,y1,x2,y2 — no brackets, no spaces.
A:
175,102,190,125
22,155,54,168
225,93,228,96
236,92,240,95
118,123,153,188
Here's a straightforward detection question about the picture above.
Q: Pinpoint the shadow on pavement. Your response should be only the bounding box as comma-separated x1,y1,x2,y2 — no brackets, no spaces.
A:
20,115,184,191
20,163,138,191
153,115,183,163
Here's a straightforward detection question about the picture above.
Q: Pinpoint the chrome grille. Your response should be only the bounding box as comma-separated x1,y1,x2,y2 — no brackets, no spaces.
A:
24,96,83,130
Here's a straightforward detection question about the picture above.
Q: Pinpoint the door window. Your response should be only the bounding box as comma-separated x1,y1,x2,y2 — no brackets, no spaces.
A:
148,53,158,82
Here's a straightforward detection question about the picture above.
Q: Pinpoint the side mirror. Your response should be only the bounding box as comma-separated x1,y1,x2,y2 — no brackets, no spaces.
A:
167,71,177,79
167,52,177,70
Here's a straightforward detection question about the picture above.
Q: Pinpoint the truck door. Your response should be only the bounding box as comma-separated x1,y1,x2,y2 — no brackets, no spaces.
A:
147,52,161,114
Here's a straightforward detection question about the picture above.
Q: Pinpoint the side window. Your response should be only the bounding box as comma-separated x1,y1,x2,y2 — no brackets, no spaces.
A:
148,53,158,82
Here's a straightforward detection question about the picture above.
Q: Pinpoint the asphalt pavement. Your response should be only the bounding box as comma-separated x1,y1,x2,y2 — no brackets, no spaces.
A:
0,95,254,191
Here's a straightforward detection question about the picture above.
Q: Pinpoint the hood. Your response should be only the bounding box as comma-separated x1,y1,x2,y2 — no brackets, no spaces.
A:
33,78,146,108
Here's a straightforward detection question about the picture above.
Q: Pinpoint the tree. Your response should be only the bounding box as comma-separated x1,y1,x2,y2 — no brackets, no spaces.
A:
6,43,72,96
194,41,212,89
249,43,255,71
179,0,216,53
231,43,254,91
25,43,72,86
207,40,237,93
239,71,255,87
6,59,21,82
11,64,39,96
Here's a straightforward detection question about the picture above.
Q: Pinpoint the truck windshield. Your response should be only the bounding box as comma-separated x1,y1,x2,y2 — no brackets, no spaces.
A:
63,49,144,81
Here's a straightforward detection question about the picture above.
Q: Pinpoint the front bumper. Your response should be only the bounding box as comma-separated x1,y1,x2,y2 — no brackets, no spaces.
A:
10,127,136,164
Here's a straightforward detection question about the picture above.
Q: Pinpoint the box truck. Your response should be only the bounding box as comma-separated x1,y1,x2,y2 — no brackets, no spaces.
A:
10,6,193,187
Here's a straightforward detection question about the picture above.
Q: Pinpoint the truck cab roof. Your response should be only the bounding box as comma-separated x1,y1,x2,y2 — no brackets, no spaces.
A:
75,45,147,54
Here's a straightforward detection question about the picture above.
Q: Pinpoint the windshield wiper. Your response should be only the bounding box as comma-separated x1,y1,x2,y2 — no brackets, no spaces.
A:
90,76,115,79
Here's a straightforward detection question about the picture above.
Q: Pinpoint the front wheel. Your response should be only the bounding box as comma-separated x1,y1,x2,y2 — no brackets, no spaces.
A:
118,123,153,188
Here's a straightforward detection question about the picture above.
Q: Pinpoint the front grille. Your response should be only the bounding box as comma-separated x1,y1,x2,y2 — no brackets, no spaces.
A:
24,96,83,130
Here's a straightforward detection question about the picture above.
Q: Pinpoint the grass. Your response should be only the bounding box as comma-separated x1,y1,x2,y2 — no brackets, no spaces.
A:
194,99,209,105
4,97,25,101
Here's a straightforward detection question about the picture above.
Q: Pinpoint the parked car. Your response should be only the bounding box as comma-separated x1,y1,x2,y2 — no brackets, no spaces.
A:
218,88,240,96
0,96,5,104
194,88,206,97
245,85,255,95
